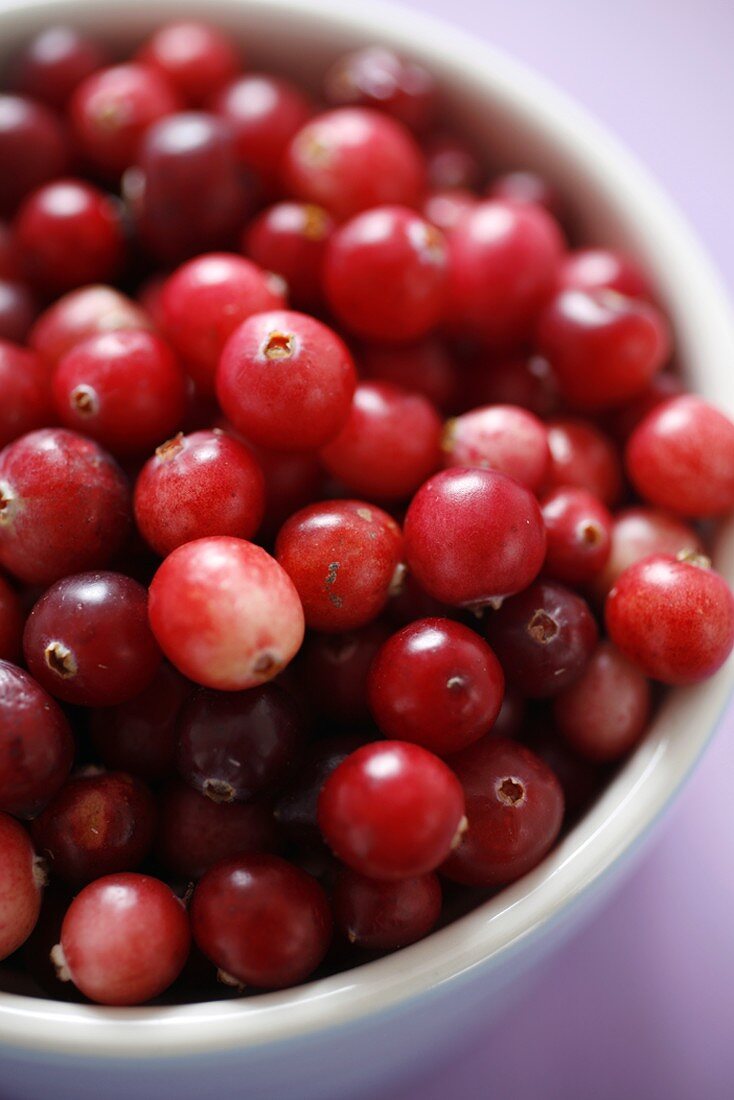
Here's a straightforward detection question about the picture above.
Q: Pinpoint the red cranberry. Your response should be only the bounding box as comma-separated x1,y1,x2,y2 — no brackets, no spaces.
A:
0,94,69,216
134,430,265,555
217,310,356,451
491,688,527,740
423,187,478,235
149,537,304,691
522,727,603,821
626,395,734,517
296,623,392,724
553,641,651,761
424,133,481,190
0,280,37,343
282,107,426,221
0,660,74,818
137,21,239,105
53,873,190,1005
320,381,442,501
0,222,19,278
383,569,455,630
555,248,653,300
191,854,331,989
404,468,546,607
332,867,442,950
591,506,704,602
536,288,670,411
604,371,685,443
24,571,161,707
0,428,130,586
486,170,562,219
159,253,285,395
249,442,323,541
243,202,333,309
324,47,435,133
0,812,43,961
359,338,460,413
0,340,54,449
545,418,623,506
464,352,561,420
274,734,367,846
0,576,23,662
605,553,734,685
446,199,565,348
318,740,465,880
29,285,153,370
212,74,312,185
31,771,157,887
540,487,613,585
13,25,108,107
70,63,181,176
369,618,504,755
276,500,404,633
442,737,564,886
442,404,550,492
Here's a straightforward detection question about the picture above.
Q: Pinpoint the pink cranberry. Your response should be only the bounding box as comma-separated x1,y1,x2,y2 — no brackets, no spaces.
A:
424,133,481,190
0,812,43,961
212,74,312,185
29,285,153,370
243,202,334,310
324,47,435,133
359,338,460,413
0,279,37,343
332,868,442,950
136,21,240,105
0,340,54,450
545,418,624,507
486,170,563,219
540,487,613,585
555,248,653,300
591,506,704,601
12,25,108,107
0,94,69,216
442,404,550,492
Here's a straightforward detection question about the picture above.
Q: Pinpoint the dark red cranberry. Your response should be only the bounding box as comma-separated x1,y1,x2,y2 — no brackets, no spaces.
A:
491,689,526,740
274,734,368,847
545,418,624,507
13,25,108,107
463,352,561,420
0,222,19,278
522,727,603,822
442,404,550,492
296,623,391,724
424,133,481,190
0,94,69,216
359,338,460,413
332,867,442,950
136,21,240,105
29,285,153,369
486,170,563,219
212,74,312,185
422,187,478,235
0,280,37,343
0,575,23,662
248,442,323,541
591,506,704,602
540,487,613,585
555,248,653,300
383,564,457,630
0,340,53,449
243,202,333,310
0,812,43,961
324,47,435,133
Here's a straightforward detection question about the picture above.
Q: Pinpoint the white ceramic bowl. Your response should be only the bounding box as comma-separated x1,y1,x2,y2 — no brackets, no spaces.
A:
2,2,733,1097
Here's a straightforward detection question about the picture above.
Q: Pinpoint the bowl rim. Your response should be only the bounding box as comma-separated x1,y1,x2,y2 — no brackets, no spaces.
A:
1,0,734,1060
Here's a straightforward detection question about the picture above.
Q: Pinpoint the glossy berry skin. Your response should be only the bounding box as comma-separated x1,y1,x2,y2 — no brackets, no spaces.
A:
212,74,312,185
282,107,426,222
274,734,367,846
149,537,305,691
29,285,153,369
53,330,187,456
442,404,550,492
12,25,108,108
592,506,704,601
442,737,564,887
54,873,190,1005
324,47,435,133
24,572,161,707
545,418,623,507
297,624,391,724
0,428,130,586
0,812,43,961
540,487,613,585
159,253,285,395
360,338,460,414
626,395,734,518
404,468,546,607
177,682,303,803
332,868,442,951
555,248,653,301
0,660,74,818
0,94,69,216
191,854,332,989
136,21,239,105
276,500,404,632
536,288,670,411
318,740,465,881
0,576,23,662
324,205,447,342
31,771,157,887
369,618,504,755
243,202,334,309
13,180,125,294
217,310,356,451
0,340,54,450
605,554,734,685
486,170,562,219
424,134,481,191
70,63,181,176
446,199,565,348
0,279,37,343
486,580,598,698
553,641,651,762
320,381,442,501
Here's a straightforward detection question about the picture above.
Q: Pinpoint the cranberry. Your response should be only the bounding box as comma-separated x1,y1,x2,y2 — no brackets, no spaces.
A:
540,487,613,585
276,500,403,632
536,288,670,411
274,734,367,846
0,660,74,818
324,47,435,133
159,253,285,394
442,737,564,886
0,223,19,279
157,781,276,880
70,63,181,176
333,867,442,951
0,812,43,961
296,623,392,724
0,280,37,343
0,94,69,216
53,873,190,1005
626,395,734,517
243,202,334,309
217,310,356,451
282,107,426,221
320,381,442,501
555,248,653,300
491,688,527,739
486,170,562,219
24,572,161,707
191,854,331,989
213,74,312,185
522,727,602,821
422,187,478,235
464,352,561,420
369,618,504,755
0,576,23,661
592,506,704,601
486,580,598,698
31,771,156,887
177,682,303,803
359,338,460,413
604,371,685,443
545,418,623,506
424,133,481,191
0,340,54,449
136,21,239,105
385,566,458,628
318,740,465,880
404,468,546,607
29,285,153,369
134,430,265,555
605,553,734,685
12,25,108,108
250,443,323,541
0,428,130,586
89,662,190,782
442,404,550,492
446,199,565,348
553,641,651,761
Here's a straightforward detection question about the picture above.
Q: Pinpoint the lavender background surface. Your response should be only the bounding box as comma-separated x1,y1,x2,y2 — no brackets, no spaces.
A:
387,1,734,1097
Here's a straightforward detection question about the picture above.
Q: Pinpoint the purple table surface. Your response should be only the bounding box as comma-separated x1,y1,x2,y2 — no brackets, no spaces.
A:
386,1,734,1098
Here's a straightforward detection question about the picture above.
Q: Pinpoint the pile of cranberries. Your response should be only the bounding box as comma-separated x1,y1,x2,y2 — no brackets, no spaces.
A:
1,21,733,1008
